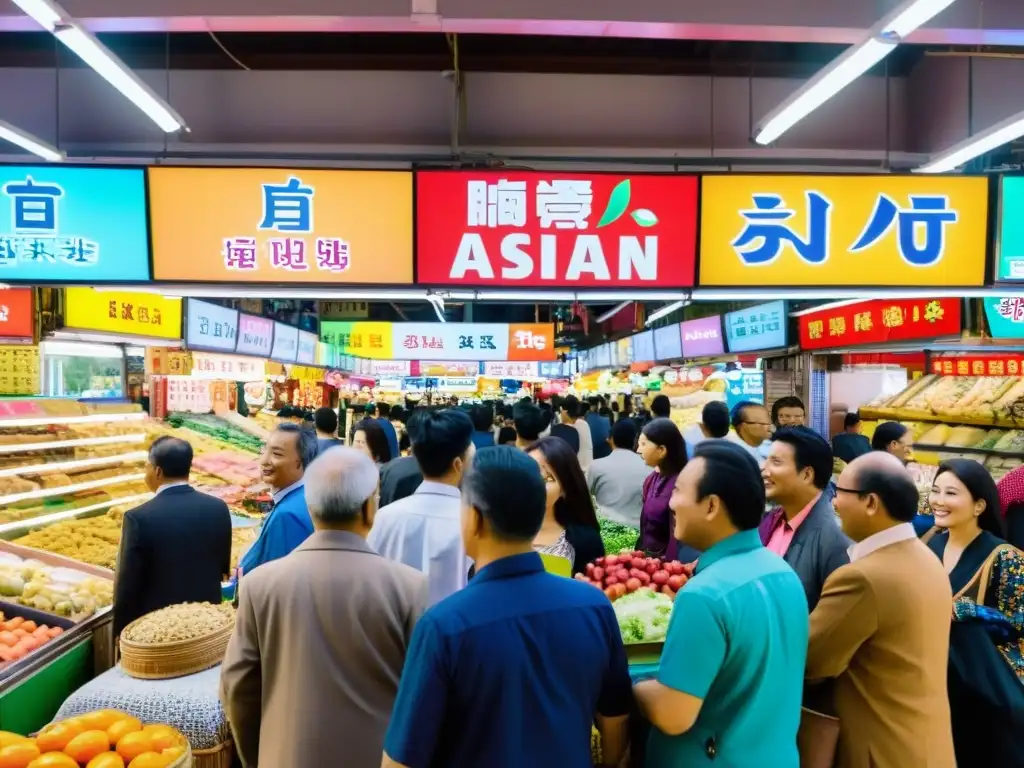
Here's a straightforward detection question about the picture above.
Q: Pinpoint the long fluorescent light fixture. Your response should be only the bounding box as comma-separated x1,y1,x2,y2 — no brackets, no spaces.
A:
596,301,633,324
645,300,689,326
0,119,64,162
754,0,959,145
917,109,1024,173
10,0,186,133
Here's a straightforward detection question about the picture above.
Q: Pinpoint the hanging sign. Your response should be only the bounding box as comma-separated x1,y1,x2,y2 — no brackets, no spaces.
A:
997,177,1024,280
320,321,556,361
484,361,539,378
699,175,988,287
0,166,149,282
632,330,655,362
653,323,682,361
0,345,39,395
297,330,317,365
370,360,411,377
185,299,238,353
416,170,698,287
145,348,192,376
64,288,182,340
320,321,394,359
191,352,266,381
166,376,212,413
680,316,725,357
437,376,479,391
983,297,1024,339
800,298,962,351
148,168,413,284
411,360,480,377
270,322,299,363
724,301,788,353
931,355,1024,377
724,370,765,409
235,313,274,357
0,288,33,340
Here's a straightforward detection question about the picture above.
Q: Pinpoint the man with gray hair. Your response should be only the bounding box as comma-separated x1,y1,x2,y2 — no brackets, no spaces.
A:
238,422,318,576
222,446,427,768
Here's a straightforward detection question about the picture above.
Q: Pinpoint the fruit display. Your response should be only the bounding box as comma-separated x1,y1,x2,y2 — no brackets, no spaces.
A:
597,518,639,556
0,554,112,618
612,588,675,645
121,602,234,644
13,512,123,571
0,711,188,767
231,528,257,570
0,612,64,665
575,551,695,602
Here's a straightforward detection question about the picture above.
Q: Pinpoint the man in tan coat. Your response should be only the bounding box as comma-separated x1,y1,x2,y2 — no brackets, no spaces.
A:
808,452,955,768
220,446,427,768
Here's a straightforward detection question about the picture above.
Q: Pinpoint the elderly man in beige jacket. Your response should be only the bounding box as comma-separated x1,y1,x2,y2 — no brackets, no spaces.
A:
220,446,427,768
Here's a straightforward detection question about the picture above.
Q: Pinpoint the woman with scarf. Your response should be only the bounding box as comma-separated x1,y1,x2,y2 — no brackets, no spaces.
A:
925,459,1024,766
996,464,1024,551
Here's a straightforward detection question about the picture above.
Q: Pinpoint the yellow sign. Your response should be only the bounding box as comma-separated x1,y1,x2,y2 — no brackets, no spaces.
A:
65,288,183,340
0,346,40,395
145,347,192,376
699,175,988,287
288,365,325,383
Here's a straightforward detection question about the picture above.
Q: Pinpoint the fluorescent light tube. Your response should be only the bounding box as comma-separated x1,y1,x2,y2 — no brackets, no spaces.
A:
596,302,633,323
54,25,186,132
0,434,145,456
0,412,145,428
645,300,688,326
916,110,1024,173
0,491,152,535
881,0,958,37
0,119,64,162
0,471,145,506
0,451,147,479
8,0,62,30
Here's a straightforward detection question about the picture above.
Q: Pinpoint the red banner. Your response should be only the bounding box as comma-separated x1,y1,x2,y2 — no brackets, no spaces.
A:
799,299,961,351
0,289,33,340
416,171,698,288
931,355,1024,377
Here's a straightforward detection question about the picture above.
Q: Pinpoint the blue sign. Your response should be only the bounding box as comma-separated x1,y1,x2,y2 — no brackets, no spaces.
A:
653,323,682,361
724,369,765,410
632,330,655,362
0,166,149,282
983,297,1024,339
724,300,787,353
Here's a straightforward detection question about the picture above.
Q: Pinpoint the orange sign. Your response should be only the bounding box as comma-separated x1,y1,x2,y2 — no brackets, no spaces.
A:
0,289,33,340
507,324,556,361
148,168,413,284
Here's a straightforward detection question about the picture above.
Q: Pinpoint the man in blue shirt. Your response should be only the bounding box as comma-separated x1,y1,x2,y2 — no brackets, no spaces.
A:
586,396,612,460
382,447,632,768
375,403,401,461
238,423,317,576
469,404,496,449
634,439,809,767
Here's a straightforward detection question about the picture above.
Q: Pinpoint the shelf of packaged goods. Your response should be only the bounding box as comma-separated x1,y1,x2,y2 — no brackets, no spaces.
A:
0,452,148,479
0,472,146,507
861,410,1024,430
0,413,146,429
0,434,146,456
913,443,1024,460
0,492,152,536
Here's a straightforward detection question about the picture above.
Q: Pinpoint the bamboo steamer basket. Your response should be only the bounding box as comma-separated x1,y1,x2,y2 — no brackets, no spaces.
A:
193,739,233,768
166,741,194,768
119,618,233,680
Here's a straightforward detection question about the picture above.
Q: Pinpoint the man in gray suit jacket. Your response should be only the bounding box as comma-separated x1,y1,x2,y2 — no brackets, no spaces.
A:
221,446,428,768
759,426,850,612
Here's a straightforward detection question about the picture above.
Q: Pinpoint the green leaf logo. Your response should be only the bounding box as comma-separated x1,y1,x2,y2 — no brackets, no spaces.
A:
631,208,658,227
596,179,631,228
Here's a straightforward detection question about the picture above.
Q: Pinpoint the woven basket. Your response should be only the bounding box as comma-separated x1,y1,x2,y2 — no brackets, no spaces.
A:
193,738,233,768
167,741,194,768
120,620,233,680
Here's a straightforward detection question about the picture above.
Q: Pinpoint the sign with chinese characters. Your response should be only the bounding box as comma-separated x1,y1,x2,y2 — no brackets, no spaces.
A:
700,176,988,287
997,177,1024,280
234,314,274,357
64,288,182,340
0,345,39,394
191,352,266,381
983,297,1024,339
271,322,299,363
0,166,149,283
145,347,192,376
680,316,725,357
321,322,556,362
320,321,394,359
632,330,655,362
724,370,765,410
653,323,682,361
185,299,238,353
0,288,33,340
437,376,479,391
411,360,481,377
148,168,413,284
484,361,539,378
538,361,563,378
931,355,1024,377
724,301,787,353
320,300,370,319
166,376,212,413
416,171,698,287
370,360,411,377
297,330,317,365
799,298,962,351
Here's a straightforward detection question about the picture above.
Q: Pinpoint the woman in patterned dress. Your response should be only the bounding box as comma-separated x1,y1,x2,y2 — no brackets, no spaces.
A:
925,459,1024,766
527,436,604,575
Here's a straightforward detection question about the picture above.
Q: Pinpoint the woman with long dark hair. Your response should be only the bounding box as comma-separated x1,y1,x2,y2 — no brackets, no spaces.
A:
925,458,1024,765
352,418,393,467
636,418,688,561
526,436,604,575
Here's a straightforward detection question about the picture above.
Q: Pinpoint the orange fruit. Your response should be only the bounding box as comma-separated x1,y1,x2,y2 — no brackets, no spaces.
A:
126,754,168,768
139,727,178,753
159,747,183,761
34,722,83,754
105,718,142,746
25,754,78,768
0,741,40,768
63,730,111,763
79,711,130,732
0,734,28,749
87,755,125,768
115,733,152,763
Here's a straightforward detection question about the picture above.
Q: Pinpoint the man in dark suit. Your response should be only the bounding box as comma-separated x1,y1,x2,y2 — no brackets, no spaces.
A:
113,436,232,636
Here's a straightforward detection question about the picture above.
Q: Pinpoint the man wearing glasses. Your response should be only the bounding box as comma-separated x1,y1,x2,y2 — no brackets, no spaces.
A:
727,401,773,465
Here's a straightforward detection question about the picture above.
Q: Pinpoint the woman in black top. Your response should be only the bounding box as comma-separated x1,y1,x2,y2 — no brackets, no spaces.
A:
525,436,605,575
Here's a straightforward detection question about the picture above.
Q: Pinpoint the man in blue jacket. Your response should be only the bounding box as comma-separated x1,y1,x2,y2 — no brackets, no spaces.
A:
239,423,317,576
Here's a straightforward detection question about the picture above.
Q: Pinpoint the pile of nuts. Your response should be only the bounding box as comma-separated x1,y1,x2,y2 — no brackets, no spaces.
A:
123,602,235,644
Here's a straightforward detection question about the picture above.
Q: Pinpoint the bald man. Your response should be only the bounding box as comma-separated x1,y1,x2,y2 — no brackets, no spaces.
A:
806,452,954,768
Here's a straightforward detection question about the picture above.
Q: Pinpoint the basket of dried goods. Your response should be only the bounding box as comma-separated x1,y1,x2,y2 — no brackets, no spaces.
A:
120,603,235,680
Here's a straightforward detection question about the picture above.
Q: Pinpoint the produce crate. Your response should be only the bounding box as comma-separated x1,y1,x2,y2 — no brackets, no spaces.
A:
624,641,663,666
0,637,93,734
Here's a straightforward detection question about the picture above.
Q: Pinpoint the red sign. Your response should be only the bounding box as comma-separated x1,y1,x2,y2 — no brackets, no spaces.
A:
931,355,1024,377
416,171,698,288
798,299,961,351
0,289,33,339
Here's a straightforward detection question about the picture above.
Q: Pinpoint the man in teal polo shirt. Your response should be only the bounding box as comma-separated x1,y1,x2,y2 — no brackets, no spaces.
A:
634,439,809,766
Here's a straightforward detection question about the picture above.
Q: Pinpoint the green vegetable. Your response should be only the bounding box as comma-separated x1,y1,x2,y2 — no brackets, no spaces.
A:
598,517,639,556
612,588,675,644
167,413,264,454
